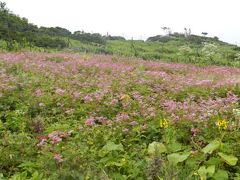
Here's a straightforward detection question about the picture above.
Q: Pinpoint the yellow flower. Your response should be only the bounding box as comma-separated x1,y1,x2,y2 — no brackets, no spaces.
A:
120,94,131,102
82,54,91,61
160,118,169,128
216,119,227,130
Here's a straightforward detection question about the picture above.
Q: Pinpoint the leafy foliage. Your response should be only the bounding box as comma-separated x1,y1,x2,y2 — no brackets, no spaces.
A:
0,52,240,179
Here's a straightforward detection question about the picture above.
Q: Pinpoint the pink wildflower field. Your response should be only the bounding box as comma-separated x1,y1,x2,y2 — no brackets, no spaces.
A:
0,52,240,179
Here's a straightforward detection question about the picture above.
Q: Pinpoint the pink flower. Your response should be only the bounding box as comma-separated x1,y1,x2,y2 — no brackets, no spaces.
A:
73,92,81,99
110,98,118,106
54,153,63,163
55,88,65,96
122,128,129,133
195,80,212,86
129,121,138,126
48,131,63,144
115,113,129,122
85,118,95,126
48,131,59,139
191,128,200,136
50,136,62,144
37,136,47,147
34,89,43,97
83,95,93,103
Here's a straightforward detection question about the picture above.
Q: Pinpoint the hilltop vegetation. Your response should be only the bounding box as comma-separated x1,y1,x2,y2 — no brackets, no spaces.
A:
0,2,69,50
0,1,106,50
1,1,240,67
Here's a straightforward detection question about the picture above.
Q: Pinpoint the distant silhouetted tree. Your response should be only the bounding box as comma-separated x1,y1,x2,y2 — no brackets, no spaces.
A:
0,1,7,12
161,27,172,36
72,31,106,45
184,28,191,37
39,26,71,37
105,35,125,41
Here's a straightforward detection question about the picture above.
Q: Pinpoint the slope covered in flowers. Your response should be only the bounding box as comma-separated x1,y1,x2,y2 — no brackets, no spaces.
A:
0,52,240,179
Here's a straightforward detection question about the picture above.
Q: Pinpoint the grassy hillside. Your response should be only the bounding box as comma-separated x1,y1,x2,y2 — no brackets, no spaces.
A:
1,1,240,68
65,38,240,67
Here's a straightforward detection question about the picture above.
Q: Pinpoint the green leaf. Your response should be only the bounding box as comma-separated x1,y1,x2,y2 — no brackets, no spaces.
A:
148,141,167,155
218,152,238,166
197,165,215,179
205,157,222,166
31,171,43,180
167,152,191,165
99,141,124,156
234,173,240,180
207,165,215,177
105,161,123,167
167,141,182,153
0,173,5,180
213,170,228,180
186,153,205,168
202,140,220,154
112,173,128,180
198,166,207,179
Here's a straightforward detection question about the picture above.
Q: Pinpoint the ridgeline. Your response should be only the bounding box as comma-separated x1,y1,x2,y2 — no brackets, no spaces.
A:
0,1,240,67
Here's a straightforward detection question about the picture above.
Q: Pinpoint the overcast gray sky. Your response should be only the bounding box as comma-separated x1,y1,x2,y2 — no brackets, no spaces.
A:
3,0,240,45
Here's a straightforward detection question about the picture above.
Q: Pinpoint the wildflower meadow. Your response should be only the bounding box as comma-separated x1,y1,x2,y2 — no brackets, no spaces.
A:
0,52,240,179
